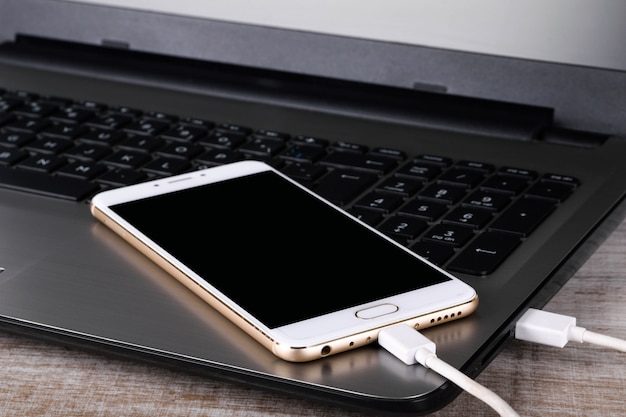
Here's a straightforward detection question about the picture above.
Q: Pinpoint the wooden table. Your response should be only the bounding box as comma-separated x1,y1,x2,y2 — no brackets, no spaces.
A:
2,218,625,417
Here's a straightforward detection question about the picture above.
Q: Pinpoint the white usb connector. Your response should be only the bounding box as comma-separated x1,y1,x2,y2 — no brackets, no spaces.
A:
377,323,436,365
515,308,626,352
514,308,577,347
379,324,520,417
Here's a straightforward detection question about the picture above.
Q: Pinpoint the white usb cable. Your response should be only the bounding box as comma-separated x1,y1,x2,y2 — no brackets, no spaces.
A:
378,324,520,417
379,309,626,416
515,308,626,352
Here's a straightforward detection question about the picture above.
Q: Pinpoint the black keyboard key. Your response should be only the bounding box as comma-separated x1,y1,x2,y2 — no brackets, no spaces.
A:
525,182,574,202
397,199,448,221
0,131,35,148
142,157,191,176
13,101,58,118
291,135,329,148
499,166,537,180
415,154,453,167
421,224,474,247
254,129,290,141
396,161,443,181
123,119,169,136
156,142,204,160
313,169,377,206
0,96,23,112
79,128,126,146
25,137,73,154
57,161,107,180
443,207,492,229
118,136,164,153
108,106,142,118
239,136,285,157
371,147,406,160
437,168,485,188
375,176,422,196
331,141,368,153
160,124,208,143
418,183,466,205
463,190,511,211
489,198,556,236
281,163,327,183
279,144,326,163
76,100,108,112
39,123,88,140
85,113,132,130
216,122,252,136
320,152,396,174
143,111,178,124
0,148,28,166
65,144,111,161
4,116,51,133
542,173,579,187
378,216,427,241
103,150,151,169
96,168,148,187
195,148,244,166
0,167,99,201
448,232,521,275
409,241,455,266
346,207,384,226
199,130,247,149
456,160,494,173
17,155,67,173
353,192,403,213
481,175,530,195
49,106,95,124
179,117,215,130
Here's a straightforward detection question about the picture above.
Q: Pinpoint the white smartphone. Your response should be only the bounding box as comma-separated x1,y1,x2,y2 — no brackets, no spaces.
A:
90,160,478,362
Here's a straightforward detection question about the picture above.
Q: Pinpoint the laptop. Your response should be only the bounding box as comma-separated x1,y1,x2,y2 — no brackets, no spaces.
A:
1,0,625,414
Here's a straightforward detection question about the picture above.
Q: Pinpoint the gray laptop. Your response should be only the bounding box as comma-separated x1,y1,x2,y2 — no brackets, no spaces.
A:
1,0,626,415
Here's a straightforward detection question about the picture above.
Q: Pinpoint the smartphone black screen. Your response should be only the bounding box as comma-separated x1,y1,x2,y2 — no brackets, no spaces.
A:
111,171,450,328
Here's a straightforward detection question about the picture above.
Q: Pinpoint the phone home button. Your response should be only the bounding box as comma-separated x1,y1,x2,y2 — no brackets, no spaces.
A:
356,303,399,319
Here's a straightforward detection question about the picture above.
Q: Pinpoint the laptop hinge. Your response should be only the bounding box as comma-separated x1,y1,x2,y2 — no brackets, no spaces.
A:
0,36,554,142
540,127,609,148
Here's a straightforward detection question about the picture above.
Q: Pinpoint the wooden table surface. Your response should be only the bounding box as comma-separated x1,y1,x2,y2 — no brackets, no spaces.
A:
2,218,626,417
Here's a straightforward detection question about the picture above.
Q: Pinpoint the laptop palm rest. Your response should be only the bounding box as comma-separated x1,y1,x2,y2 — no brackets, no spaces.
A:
0,189,465,411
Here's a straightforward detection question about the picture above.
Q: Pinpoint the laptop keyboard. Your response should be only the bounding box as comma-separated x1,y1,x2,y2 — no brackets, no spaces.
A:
0,88,579,276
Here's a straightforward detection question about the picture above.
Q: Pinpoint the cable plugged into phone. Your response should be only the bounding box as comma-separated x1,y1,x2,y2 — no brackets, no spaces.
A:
515,308,626,352
380,309,626,416
378,324,520,417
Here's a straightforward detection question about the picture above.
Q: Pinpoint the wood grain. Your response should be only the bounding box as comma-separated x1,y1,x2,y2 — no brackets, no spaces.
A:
2,218,625,416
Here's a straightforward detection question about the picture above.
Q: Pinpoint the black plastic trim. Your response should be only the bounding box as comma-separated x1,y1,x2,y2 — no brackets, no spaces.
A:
0,36,554,141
